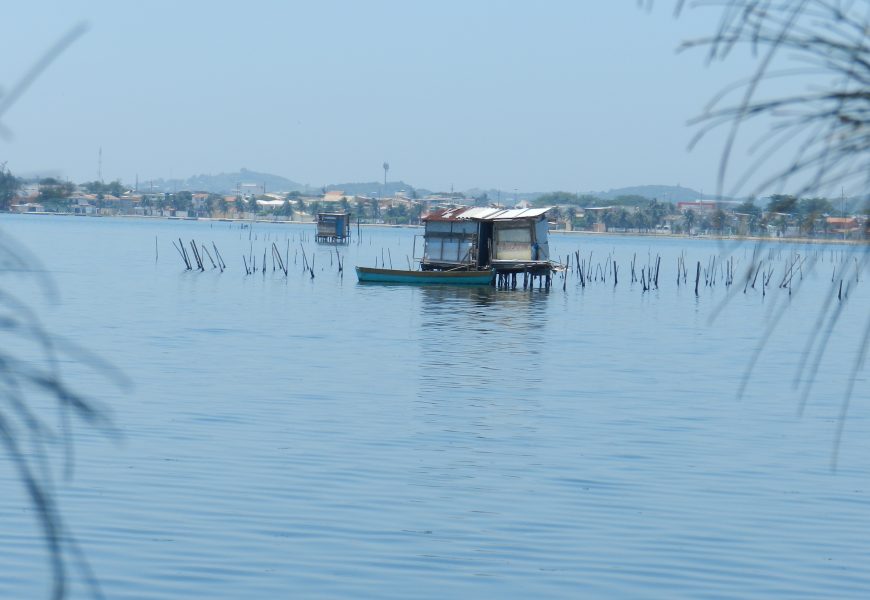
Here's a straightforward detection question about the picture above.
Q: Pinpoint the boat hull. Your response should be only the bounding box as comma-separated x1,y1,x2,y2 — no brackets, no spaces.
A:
355,267,494,285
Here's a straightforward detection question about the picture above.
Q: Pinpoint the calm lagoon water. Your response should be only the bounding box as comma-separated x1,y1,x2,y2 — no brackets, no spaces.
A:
1,214,868,598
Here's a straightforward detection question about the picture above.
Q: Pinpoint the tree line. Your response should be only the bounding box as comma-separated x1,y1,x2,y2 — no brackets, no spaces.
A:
534,190,863,237
1,168,861,236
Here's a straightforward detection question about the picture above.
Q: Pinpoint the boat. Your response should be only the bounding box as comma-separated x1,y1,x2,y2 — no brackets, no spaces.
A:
355,266,494,285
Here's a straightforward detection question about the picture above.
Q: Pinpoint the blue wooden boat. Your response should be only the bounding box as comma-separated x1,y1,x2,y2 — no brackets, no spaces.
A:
355,266,494,285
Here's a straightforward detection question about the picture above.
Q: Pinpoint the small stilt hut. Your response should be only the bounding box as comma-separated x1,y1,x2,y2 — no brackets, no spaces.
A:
315,212,351,243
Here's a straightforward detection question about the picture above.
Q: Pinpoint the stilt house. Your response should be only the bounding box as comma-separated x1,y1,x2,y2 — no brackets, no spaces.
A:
316,212,351,243
421,207,553,274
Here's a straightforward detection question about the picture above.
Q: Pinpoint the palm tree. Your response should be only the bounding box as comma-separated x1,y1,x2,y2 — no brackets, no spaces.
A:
711,209,727,234
682,209,696,234
565,206,577,229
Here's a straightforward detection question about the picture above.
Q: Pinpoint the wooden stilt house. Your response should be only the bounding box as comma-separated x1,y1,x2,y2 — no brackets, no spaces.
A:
420,207,554,275
315,212,351,243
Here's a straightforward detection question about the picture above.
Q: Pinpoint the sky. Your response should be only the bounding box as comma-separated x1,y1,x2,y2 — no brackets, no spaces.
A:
1,1,793,194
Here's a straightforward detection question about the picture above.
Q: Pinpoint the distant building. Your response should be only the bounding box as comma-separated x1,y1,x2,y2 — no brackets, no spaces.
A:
191,193,210,210
10,202,44,213
826,217,860,236
676,200,719,215
256,199,286,209
72,195,97,215
322,190,347,203
100,194,136,215
18,184,39,199
322,190,358,205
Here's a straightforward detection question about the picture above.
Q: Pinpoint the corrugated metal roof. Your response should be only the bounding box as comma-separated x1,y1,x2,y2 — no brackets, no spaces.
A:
458,207,502,219
424,206,551,222
485,207,551,220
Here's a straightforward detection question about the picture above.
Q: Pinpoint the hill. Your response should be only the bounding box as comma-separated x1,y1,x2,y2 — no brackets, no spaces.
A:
142,168,309,194
463,185,711,206
325,181,426,198
593,185,704,202
130,171,722,206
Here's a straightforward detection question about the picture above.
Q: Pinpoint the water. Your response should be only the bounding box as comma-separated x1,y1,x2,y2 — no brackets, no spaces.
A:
1,214,868,598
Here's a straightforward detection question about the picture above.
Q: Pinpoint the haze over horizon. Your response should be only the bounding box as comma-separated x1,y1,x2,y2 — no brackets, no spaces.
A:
3,2,805,195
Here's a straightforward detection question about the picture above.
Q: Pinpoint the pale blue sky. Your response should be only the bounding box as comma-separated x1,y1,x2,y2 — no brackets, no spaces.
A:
2,1,772,193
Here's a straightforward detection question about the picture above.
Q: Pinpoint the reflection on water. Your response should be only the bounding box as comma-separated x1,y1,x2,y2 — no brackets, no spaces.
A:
418,285,549,392
413,287,551,580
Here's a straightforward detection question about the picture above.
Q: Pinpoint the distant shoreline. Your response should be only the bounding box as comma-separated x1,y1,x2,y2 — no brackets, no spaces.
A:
552,229,868,246
3,211,866,245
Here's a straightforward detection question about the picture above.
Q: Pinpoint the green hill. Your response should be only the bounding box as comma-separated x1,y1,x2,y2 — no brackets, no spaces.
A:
142,168,309,194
